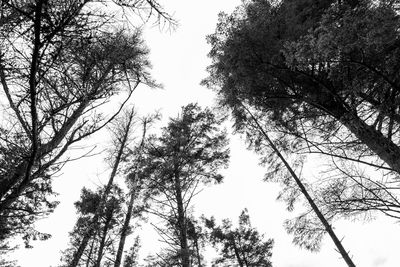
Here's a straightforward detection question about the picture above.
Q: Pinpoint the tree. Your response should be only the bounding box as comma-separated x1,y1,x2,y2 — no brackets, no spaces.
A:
203,0,399,263
60,185,125,267
62,109,156,267
204,0,400,174
203,0,400,210
186,218,207,267
279,0,400,222
67,108,139,267
0,0,172,246
204,209,273,267
142,103,230,267
114,113,158,267
68,108,159,267
239,105,358,264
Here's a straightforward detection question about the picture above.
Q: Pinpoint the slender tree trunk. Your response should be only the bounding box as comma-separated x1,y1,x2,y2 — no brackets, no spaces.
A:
194,236,202,267
115,120,147,267
95,211,114,267
243,104,356,267
69,113,134,267
86,238,95,267
174,172,190,267
232,239,244,267
25,0,44,190
69,214,100,267
114,184,136,267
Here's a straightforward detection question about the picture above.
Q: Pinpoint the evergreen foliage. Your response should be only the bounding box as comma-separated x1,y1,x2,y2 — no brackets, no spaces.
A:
204,209,273,267
142,103,229,266
203,0,400,252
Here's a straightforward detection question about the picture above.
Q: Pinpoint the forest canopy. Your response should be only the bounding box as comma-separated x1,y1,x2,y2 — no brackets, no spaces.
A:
1,0,400,266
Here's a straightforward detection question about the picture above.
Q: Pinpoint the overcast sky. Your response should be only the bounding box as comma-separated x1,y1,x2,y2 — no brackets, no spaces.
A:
9,1,400,266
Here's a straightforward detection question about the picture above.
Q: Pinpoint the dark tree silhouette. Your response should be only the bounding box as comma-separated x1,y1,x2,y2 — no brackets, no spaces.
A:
0,0,173,247
62,109,156,267
203,0,400,262
203,0,400,217
68,108,139,267
203,0,400,265
142,103,229,267
60,185,125,267
114,114,158,267
204,209,273,267
203,0,400,175
186,218,207,267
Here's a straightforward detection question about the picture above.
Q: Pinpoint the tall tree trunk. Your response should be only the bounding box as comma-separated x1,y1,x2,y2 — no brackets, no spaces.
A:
26,0,45,180
174,172,190,267
95,210,114,267
115,120,147,267
69,112,134,267
0,0,45,211
339,112,400,173
317,94,400,174
114,184,136,267
69,213,100,267
86,238,95,267
243,104,357,267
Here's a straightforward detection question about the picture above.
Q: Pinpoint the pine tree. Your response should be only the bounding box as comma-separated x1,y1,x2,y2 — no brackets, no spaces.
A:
142,103,229,266
60,186,125,267
205,209,273,267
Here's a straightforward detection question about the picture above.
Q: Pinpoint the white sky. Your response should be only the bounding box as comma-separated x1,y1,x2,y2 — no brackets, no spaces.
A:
8,1,400,266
